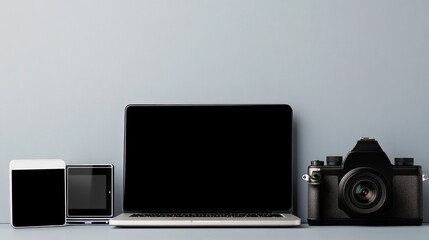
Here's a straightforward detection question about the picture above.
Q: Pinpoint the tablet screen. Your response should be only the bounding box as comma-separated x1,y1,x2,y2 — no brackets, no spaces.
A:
11,167,65,227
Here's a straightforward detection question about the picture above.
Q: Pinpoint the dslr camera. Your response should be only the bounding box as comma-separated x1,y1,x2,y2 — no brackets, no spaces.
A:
303,137,426,225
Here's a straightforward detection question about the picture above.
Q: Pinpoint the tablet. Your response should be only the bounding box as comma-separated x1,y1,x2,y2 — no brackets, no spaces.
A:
10,159,66,228
66,164,113,224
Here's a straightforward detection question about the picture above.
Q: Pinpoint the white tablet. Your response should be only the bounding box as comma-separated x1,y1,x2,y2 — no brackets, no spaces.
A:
10,159,66,228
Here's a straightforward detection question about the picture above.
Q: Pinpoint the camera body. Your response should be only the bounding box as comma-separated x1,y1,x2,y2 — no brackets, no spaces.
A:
304,137,423,225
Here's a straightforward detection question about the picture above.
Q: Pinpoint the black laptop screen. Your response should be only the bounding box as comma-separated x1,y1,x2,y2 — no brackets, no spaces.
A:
123,104,293,213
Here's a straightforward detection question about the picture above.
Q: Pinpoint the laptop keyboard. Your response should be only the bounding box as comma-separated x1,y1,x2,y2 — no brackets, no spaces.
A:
130,213,283,218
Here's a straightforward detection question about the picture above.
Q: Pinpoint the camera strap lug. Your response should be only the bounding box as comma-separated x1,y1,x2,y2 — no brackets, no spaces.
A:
302,174,310,182
423,174,428,182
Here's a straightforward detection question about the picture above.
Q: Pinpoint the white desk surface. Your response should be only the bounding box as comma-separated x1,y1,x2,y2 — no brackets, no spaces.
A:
1,223,428,240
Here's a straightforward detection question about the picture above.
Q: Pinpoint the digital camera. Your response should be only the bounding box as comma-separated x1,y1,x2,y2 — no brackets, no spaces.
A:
303,137,426,225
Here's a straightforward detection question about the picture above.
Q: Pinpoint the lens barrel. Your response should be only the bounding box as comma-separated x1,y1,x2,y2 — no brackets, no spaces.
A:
339,168,388,216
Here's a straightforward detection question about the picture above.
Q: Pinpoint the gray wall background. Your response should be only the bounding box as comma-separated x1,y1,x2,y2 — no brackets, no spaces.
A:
1,0,429,223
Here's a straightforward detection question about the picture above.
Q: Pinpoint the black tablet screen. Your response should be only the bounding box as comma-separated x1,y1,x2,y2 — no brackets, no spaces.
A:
11,169,65,227
67,166,112,217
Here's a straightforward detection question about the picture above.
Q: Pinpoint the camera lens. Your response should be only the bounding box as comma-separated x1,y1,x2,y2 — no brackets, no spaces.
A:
339,168,389,216
351,180,377,206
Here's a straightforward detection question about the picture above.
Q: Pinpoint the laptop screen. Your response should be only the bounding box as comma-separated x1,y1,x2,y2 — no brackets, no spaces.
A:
123,104,293,213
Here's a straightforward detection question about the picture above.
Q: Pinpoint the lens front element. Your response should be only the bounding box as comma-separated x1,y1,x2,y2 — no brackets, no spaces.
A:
351,179,379,207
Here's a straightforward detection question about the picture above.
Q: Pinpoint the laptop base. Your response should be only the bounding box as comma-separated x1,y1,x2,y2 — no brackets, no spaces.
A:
109,213,301,227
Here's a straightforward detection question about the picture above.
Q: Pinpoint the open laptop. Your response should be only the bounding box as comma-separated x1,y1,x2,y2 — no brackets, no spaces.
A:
109,104,301,227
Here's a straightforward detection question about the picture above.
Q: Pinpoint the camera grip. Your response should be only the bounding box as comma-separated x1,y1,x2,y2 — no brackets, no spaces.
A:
308,183,321,220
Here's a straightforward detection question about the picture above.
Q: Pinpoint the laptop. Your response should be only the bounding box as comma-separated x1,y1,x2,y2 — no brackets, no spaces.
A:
109,104,301,227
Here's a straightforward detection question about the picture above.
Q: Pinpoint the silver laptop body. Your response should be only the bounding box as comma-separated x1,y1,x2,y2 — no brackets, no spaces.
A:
110,213,300,227
110,104,301,227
